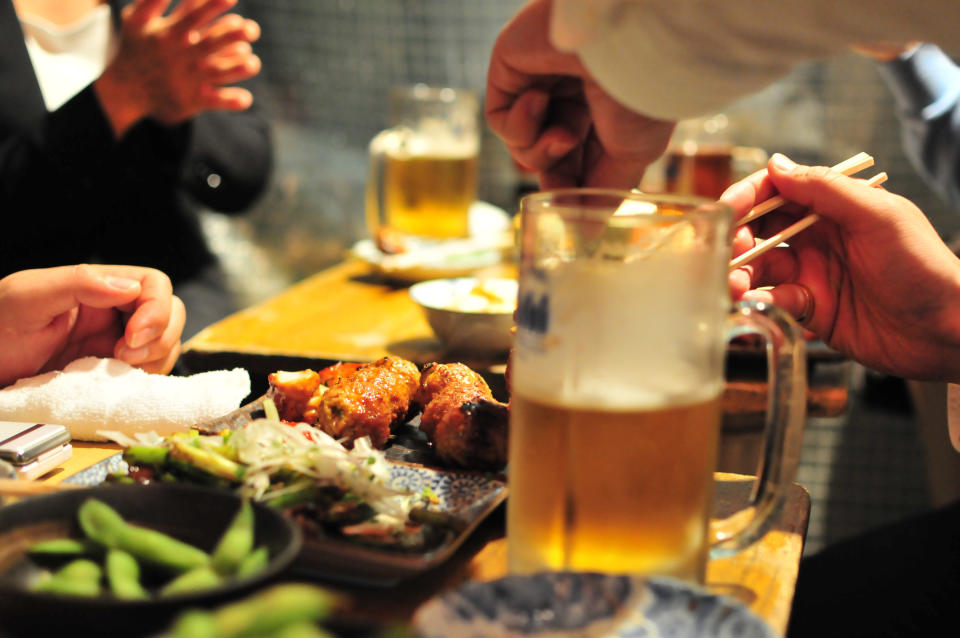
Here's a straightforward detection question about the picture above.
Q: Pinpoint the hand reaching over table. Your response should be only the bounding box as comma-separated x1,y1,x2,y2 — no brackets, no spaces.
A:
726,154,960,384
0,265,185,387
485,0,674,189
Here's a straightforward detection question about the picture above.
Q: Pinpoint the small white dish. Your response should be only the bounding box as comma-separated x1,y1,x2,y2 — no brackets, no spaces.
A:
409,277,517,354
352,201,513,283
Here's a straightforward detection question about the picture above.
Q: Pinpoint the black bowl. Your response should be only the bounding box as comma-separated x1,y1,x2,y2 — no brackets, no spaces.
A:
0,483,302,638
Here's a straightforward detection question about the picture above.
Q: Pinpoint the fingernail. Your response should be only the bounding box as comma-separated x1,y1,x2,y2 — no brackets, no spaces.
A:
771,153,797,171
118,345,149,363
129,328,158,349
105,277,139,290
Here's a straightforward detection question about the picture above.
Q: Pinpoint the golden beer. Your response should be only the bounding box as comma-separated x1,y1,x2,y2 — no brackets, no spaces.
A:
510,189,807,587
507,392,721,582
382,151,477,240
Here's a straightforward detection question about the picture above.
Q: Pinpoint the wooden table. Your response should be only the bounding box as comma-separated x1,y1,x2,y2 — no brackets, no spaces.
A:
182,258,851,473
19,258,818,634
181,259,514,398
38,445,809,636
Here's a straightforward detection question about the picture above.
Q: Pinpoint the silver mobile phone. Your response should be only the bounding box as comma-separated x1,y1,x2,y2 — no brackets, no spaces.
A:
0,421,72,465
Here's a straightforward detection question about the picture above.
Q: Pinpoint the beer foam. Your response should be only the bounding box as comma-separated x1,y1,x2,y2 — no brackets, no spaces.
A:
386,118,478,159
513,248,728,410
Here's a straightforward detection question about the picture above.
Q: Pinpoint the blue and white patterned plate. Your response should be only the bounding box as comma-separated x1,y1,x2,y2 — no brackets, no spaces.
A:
413,572,777,638
65,454,507,586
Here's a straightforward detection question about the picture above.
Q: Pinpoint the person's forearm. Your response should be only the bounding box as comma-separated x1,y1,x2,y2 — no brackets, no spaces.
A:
93,65,148,139
551,0,960,121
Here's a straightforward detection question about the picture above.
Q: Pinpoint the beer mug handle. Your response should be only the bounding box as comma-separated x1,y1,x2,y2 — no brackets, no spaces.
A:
710,299,807,557
364,128,395,237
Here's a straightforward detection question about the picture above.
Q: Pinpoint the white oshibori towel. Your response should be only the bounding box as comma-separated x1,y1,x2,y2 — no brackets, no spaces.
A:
0,357,250,441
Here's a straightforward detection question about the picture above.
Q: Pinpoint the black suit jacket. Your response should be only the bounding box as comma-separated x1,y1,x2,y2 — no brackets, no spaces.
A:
0,0,272,284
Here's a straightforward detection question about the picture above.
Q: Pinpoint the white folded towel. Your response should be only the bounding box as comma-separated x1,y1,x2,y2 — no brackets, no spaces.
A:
0,357,251,441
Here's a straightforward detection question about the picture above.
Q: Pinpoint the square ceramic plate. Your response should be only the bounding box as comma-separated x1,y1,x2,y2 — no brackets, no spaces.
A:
65,404,507,587
65,454,506,586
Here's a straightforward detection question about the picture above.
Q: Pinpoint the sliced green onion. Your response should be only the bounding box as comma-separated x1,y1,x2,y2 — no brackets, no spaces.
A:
263,397,280,423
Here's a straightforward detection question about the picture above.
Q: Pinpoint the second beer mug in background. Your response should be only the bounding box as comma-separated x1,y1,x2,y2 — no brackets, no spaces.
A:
509,189,807,585
664,114,734,200
366,84,479,241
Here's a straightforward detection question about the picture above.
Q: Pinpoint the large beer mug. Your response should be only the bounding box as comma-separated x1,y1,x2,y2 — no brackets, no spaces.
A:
509,189,806,584
366,84,479,240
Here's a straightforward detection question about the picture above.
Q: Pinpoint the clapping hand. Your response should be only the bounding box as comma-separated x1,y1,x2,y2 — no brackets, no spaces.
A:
95,0,262,137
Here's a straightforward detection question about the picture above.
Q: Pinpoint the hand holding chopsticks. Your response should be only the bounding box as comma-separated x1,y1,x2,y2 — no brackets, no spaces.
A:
729,153,886,271
734,152,875,227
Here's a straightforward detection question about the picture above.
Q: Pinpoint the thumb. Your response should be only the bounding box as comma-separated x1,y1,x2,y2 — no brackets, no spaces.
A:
765,153,898,232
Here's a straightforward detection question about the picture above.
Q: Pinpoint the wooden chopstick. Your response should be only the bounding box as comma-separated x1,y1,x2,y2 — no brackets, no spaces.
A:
0,478,84,497
735,152,875,227
729,171,888,271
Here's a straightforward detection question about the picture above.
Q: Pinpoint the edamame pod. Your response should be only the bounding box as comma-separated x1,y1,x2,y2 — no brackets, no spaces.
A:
235,545,269,580
105,549,148,600
77,498,127,547
28,538,97,556
78,499,210,572
167,610,218,638
161,566,222,596
32,559,102,597
212,583,337,638
273,621,336,638
212,500,254,575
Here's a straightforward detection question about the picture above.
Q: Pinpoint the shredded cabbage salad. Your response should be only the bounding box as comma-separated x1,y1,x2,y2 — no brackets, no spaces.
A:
100,412,424,532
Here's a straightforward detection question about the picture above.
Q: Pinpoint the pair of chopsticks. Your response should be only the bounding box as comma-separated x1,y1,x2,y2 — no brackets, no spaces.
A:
729,152,887,271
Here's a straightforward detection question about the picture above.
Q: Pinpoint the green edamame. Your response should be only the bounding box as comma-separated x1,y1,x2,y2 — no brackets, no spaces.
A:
235,545,269,579
105,549,148,600
32,558,102,597
28,538,97,557
212,499,255,575
167,610,218,638
78,498,127,547
78,499,210,572
212,583,337,638
272,621,336,638
161,566,222,597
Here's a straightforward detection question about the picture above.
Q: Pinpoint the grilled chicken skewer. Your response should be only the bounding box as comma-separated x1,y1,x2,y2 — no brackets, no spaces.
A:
416,362,509,469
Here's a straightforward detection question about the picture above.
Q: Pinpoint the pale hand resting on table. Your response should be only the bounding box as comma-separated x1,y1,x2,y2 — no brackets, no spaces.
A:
0,265,185,387
484,0,674,189
725,154,960,384
95,0,262,138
